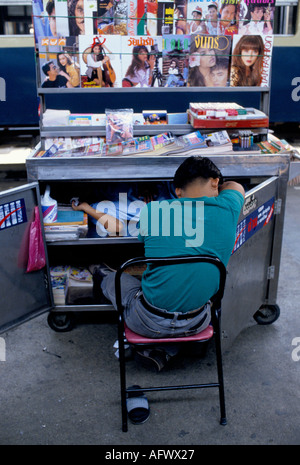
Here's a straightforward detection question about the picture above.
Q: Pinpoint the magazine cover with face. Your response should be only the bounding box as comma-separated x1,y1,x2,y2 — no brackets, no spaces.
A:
186,0,219,35
173,0,188,34
238,0,276,35
230,33,273,87
79,35,122,87
32,0,55,43
121,36,163,87
162,34,190,87
38,36,80,88
217,0,242,36
188,34,232,87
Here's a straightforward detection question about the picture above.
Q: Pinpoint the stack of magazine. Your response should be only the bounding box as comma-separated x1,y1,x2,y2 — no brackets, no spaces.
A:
44,207,88,241
36,129,234,159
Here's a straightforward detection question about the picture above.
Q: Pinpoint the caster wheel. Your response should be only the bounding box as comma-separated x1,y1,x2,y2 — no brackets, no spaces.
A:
253,304,280,325
47,312,75,332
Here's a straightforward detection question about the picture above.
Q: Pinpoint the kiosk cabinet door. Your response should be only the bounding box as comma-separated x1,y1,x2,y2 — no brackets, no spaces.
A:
221,175,285,348
0,183,52,333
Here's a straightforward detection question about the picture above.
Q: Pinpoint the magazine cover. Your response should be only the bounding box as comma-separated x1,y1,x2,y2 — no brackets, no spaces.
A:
173,0,188,34
67,0,87,35
146,0,159,35
238,0,276,35
188,34,232,87
121,36,163,87
96,0,114,34
32,0,54,43
79,35,122,87
217,0,241,36
186,0,219,35
105,109,134,144
38,36,81,88
114,0,129,34
96,0,128,34
128,0,138,35
162,34,190,87
230,33,273,87
157,0,174,35
84,0,98,35
137,0,147,35
55,0,69,37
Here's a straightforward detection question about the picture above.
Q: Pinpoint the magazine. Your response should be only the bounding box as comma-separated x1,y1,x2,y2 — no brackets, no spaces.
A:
121,36,163,87
85,0,98,35
105,108,134,144
96,0,128,34
128,0,138,35
143,110,167,123
238,0,276,35
55,0,69,37
32,0,54,43
177,130,206,147
136,0,147,35
173,0,188,35
205,129,231,147
78,35,122,88
217,0,241,36
188,34,232,87
186,0,219,35
157,0,174,35
230,33,273,87
38,36,80,88
162,34,190,87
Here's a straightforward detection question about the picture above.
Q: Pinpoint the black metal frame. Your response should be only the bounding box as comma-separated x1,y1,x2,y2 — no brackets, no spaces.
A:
115,255,227,432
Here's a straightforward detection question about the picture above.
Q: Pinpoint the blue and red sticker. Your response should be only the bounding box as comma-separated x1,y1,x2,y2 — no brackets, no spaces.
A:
232,197,275,254
0,198,27,230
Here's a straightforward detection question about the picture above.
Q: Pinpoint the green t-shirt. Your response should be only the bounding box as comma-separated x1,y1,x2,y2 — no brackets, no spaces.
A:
138,189,244,313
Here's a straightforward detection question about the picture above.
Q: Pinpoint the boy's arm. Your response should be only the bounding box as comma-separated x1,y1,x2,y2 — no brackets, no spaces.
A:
72,201,123,234
219,181,245,198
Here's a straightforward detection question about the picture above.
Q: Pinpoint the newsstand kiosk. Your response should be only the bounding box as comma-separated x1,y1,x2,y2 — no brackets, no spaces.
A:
0,151,290,350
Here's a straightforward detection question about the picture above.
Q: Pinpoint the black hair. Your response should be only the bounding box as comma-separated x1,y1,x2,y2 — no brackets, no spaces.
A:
42,61,53,76
46,0,55,15
173,156,223,189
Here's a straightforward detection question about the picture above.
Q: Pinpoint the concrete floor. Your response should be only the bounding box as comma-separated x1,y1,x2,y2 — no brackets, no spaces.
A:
0,140,299,446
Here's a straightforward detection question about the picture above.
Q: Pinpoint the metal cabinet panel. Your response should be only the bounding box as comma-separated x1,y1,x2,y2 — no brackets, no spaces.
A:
0,183,51,334
221,176,283,348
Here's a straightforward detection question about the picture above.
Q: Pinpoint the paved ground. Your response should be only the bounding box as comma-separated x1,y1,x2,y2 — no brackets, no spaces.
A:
0,134,299,447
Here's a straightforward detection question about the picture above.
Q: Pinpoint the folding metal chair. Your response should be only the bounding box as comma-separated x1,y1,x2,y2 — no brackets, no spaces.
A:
115,255,227,432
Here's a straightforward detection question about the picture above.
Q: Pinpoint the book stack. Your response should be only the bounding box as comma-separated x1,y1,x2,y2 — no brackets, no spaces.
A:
50,266,94,305
66,267,94,305
44,208,88,241
50,266,70,305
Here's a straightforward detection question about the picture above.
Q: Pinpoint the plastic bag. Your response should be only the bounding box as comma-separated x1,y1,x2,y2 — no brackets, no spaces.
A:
26,206,46,272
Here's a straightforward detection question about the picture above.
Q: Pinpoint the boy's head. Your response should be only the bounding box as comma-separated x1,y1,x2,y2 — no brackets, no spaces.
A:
211,57,229,86
174,156,223,191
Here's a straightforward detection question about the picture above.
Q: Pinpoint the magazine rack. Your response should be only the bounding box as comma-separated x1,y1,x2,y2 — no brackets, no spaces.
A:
21,2,286,344
38,86,271,141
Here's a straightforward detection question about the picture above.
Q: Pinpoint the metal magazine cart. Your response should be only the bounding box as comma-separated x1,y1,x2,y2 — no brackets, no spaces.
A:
0,33,293,350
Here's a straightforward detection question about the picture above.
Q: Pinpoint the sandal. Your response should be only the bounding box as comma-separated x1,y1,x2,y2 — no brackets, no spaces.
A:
134,349,170,372
126,385,150,425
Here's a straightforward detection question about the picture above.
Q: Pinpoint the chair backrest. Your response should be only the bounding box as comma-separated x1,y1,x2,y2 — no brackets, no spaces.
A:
115,255,227,317
82,47,92,64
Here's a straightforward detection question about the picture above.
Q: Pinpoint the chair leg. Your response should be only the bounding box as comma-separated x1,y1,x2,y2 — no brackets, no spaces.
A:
213,307,227,426
118,316,128,432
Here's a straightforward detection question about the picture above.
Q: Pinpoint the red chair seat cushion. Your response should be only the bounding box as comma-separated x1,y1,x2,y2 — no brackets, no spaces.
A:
124,324,213,344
